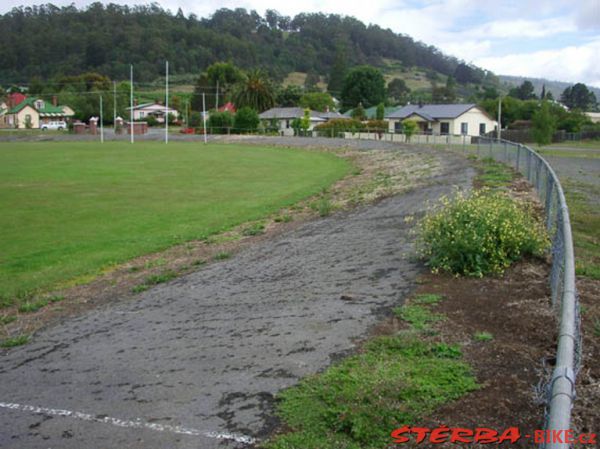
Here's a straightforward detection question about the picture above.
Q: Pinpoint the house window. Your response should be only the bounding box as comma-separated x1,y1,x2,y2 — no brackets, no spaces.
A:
440,122,449,134
479,123,486,135
394,121,402,133
139,112,145,118
34,100,44,110
286,119,290,129
460,122,468,135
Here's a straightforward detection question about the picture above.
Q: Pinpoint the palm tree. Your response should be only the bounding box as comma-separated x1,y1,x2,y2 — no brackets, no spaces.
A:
233,69,275,113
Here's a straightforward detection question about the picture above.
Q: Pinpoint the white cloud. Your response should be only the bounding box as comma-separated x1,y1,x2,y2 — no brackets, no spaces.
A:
576,0,600,30
475,40,600,87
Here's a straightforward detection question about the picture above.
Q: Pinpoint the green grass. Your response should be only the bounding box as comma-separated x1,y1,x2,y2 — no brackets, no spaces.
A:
213,252,231,261
393,304,444,330
1,335,29,348
412,293,443,305
476,158,514,188
18,298,49,313
144,271,177,285
0,142,350,306
242,222,265,236
473,331,494,342
264,293,478,449
563,180,600,280
0,315,16,325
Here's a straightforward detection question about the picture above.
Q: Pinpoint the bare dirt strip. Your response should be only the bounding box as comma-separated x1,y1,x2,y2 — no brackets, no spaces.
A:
0,139,473,449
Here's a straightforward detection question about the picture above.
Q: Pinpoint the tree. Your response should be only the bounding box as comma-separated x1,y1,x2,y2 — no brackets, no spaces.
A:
193,62,244,111
233,69,275,112
387,78,410,105
299,92,335,112
402,119,418,142
561,83,597,110
351,103,366,121
340,66,386,110
375,103,385,120
327,46,347,97
532,101,557,146
508,80,536,100
276,85,303,107
299,108,311,135
304,71,320,91
234,107,259,132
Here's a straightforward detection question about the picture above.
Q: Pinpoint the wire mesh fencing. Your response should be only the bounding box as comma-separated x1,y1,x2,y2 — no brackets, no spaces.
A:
476,137,580,448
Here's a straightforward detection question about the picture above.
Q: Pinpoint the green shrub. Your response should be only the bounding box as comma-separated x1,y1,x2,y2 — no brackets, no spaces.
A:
314,118,365,137
233,107,259,133
208,111,234,134
417,190,549,277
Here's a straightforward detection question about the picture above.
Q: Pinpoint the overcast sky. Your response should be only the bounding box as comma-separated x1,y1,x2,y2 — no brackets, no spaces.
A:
2,0,599,87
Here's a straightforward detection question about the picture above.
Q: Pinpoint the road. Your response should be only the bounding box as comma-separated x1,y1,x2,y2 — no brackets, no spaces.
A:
0,141,473,449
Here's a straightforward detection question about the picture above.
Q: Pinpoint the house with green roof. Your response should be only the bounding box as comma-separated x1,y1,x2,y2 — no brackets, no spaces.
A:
1,97,74,129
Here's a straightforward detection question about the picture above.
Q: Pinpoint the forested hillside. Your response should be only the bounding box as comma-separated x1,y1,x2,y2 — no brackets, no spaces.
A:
0,3,487,85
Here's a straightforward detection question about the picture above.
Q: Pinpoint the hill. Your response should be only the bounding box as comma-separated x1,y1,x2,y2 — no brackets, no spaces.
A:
499,75,600,101
0,3,488,89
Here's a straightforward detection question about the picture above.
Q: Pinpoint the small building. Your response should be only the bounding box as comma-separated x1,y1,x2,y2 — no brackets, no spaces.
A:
218,102,236,114
126,102,179,123
1,96,74,129
259,107,343,136
385,103,497,137
585,112,600,124
259,107,326,136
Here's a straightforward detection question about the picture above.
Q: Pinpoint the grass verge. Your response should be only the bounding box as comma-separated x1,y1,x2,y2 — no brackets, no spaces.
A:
562,180,600,280
264,294,477,449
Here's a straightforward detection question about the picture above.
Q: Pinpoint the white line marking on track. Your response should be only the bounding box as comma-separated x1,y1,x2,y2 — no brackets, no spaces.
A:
0,402,256,445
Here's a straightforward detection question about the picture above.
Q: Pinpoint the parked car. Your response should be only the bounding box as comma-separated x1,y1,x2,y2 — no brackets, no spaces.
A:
40,121,67,130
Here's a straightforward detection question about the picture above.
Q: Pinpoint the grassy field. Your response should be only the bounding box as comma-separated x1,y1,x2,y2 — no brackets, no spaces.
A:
0,141,351,305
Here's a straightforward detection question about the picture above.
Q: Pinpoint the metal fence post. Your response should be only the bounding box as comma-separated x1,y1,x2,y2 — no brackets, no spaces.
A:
516,144,521,172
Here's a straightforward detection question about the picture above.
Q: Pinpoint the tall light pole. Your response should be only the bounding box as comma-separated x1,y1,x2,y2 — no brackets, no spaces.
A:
498,96,502,141
165,60,169,144
100,95,104,144
130,64,134,144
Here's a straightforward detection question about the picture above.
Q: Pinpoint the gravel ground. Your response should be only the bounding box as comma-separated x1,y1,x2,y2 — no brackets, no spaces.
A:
0,139,473,449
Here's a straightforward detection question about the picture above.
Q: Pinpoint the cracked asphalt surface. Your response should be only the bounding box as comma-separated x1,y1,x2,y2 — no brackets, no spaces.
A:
0,140,473,449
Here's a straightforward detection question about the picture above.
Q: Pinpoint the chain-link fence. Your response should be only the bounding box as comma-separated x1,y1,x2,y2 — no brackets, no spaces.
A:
476,137,580,448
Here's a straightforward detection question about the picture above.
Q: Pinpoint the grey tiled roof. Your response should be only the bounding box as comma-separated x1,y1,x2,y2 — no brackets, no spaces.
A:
386,104,477,120
259,107,327,120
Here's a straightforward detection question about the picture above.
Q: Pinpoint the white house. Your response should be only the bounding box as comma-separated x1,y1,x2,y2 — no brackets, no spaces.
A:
385,104,497,137
259,107,342,136
126,102,180,123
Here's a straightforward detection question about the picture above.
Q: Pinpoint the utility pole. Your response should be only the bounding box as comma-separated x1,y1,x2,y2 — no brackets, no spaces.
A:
130,64,134,144
100,95,104,144
202,92,207,144
497,96,502,141
216,80,219,110
165,60,169,144
113,81,116,131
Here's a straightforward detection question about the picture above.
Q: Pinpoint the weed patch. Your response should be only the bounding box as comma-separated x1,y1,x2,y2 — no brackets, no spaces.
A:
417,190,549,277
214,252,231,261
0,315,16,325
474,331,494,342
393,304,444,330
242,222,265,236
1,335,29,348
265,333,476,449
144,271,176,285
18,299,49,314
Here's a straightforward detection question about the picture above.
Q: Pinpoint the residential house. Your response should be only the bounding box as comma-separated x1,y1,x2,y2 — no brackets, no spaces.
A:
217,102,236,114
585,112,600,124
259,107,338,136
385,104,497,137
1,96,74,129
126,102,180,123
